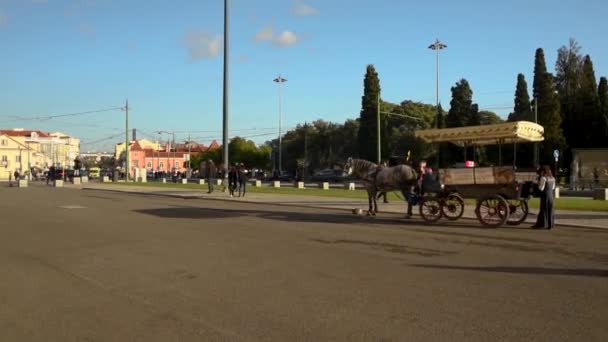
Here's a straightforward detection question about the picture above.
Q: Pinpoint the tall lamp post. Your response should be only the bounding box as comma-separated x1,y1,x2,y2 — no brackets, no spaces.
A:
222,0,230,176
428,38,447,168
273,75,287,173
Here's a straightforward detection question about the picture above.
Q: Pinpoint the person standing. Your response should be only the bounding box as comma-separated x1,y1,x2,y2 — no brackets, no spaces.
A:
533,165,556,229
205,159,216,194
228,163,239,198
238,163,248,197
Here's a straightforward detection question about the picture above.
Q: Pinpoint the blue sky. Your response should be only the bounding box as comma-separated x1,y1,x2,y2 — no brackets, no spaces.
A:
0,0,607,152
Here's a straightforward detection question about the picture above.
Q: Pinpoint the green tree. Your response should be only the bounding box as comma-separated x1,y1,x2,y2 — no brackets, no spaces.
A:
508,74,533,122
357,65,387,162
446,79,481,165
576,55,601,147
599,77,608,141
533,48,564,165
446,79,480,128
507,73,534,166
555,39,582,156
479,111,503,125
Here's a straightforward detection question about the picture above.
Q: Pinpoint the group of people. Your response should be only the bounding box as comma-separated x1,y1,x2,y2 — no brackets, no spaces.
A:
200,160,249,198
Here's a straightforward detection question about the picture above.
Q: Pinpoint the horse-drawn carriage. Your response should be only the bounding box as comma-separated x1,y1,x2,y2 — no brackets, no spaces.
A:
413,121,544,227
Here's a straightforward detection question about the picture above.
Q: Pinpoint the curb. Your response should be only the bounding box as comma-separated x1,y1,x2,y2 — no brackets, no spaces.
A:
80,186,608,231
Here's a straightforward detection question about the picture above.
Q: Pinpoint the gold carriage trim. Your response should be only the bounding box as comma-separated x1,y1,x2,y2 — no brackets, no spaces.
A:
414,121,544,146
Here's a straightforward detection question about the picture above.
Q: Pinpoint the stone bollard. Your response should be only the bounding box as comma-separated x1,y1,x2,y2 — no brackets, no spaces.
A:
81,176,89,183
138,177,147,183
216,179,223,186
344,182,356,190
102,176,110,183
181,178,188,184
198,179,206,185
593,188,608,201
18,179,28,188
554,187,560,199
255,180,262,187
297,181,305,189
319,182,330,190
273,181,281,188
162,178,167,184
54,179,64,187
73,178,81,185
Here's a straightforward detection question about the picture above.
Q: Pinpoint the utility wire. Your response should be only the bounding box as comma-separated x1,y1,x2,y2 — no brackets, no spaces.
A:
3,107,123,121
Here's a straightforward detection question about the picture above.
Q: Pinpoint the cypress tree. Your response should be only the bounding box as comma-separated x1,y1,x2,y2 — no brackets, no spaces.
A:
508,74,532,122
598,77,608,143
357,65,385,162
508,74,533,166
446,79,481,164
533,48,564,165
555,39,582,155
576,55,601,147
447,79,479,128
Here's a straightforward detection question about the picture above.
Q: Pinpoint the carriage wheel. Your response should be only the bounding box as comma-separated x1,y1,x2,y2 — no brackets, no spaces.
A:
419,197,442,223
475,195,510,228
506,200,529,226
441,194,465,221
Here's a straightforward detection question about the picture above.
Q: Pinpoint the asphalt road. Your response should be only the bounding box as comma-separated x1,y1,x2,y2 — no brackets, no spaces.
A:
1,185,607,341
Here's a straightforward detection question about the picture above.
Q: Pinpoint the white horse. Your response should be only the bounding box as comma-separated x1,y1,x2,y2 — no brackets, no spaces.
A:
344,158,418,216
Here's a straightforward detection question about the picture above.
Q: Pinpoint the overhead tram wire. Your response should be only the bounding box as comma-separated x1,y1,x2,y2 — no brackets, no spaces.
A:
4,107,124,122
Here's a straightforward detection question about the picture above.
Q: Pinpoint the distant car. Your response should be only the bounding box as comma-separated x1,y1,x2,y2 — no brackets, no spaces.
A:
278,171,293,181
311,169,345,182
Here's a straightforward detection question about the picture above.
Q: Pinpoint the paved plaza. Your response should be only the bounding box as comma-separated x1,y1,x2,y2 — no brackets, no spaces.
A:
1,185,607,341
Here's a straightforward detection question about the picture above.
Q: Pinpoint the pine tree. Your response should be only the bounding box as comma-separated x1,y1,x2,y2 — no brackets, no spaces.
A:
508,74,532,122
533,48,564,165
357,65,385,162
598,77,608,144
576,55,601,147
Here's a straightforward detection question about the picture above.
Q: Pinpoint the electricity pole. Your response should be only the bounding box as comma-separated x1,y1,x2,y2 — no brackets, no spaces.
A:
125,99,129,181
377,93,381,165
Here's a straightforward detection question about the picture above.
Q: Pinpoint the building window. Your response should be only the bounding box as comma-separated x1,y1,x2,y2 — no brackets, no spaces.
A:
175,161,180,168
132,160,139,167
159,162,164,169
147,162,152,168
1,155,7,162
16,155,21,162
0,139,7,146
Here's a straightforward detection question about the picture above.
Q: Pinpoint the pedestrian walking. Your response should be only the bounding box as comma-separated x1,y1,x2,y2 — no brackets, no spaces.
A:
533,165,556,229
238,163,248,197
228,163,239,198
205,159,216,193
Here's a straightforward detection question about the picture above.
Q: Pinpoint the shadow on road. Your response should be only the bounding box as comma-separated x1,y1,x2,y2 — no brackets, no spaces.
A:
410,264,608,278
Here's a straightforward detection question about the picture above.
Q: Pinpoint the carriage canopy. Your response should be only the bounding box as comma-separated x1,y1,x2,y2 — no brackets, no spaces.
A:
414,121,544,146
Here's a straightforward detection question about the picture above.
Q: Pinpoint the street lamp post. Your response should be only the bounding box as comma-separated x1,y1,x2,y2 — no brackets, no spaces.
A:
428,38,447,128
429,38,447,169
273,75,287,173
222,0,230,176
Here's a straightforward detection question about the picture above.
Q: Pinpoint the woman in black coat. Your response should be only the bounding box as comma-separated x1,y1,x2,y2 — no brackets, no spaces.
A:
533,165,556,229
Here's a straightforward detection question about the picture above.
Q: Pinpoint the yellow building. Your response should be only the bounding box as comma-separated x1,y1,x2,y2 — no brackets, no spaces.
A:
0,129,80,180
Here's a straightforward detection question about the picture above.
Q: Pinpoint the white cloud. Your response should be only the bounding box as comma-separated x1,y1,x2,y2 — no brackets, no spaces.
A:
254,26,273,42
291,1,319,16
183,30,223,61
273,31,298,48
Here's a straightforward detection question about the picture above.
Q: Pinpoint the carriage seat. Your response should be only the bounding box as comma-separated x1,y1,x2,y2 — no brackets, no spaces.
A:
439,167,516,185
